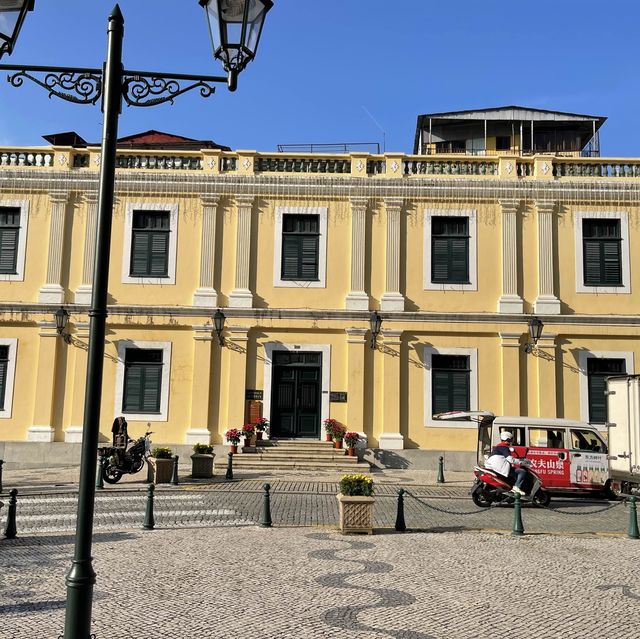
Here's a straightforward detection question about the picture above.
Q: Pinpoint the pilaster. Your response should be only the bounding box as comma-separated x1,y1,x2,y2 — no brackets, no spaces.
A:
378,329,404,449
186,325,215,444
345,328,368,435
225,326,249,428
380,198,405,311
535,334,558,417
345,197,369,310
193,195,221,307
534,200,561,315
74,194,98,304
39,190,70,304
66,322,90,442
29,322,61,442
229,195,254,308
497,200,523,313
499,332,522,415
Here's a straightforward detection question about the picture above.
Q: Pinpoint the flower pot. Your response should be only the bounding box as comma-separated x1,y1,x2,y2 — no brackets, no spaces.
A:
191,453,215,479
333,439,343,449
336,494,374,535
256,431,263,442
325,433,332,442
147,457,173,484
229,444,238,454
346,447,355,457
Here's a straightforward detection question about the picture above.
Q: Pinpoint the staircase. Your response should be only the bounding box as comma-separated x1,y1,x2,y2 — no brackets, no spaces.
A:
226,439,370,472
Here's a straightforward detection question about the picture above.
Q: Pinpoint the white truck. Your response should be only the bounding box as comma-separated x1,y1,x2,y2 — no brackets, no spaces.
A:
606,374,640,495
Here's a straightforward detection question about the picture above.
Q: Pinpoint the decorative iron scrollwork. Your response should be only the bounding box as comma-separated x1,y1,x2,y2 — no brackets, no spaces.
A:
122,74,216,107
8,69,102,105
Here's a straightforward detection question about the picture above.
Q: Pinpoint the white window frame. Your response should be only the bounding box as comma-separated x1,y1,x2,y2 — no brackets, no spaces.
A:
273,206,327,288
262,342,331,439
574,211,630,294
114,340,172,422
423,208,477,291
122,203,178,285
0,200,29,282
424,345,478,428
578,350,634,426
0,338,17,418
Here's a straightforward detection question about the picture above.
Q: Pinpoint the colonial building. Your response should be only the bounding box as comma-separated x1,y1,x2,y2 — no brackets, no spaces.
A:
0,108,638,468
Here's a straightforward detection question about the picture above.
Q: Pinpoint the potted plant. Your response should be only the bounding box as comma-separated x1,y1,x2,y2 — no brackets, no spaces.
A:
344,432,359,457
191,443,215,479
332,424,346,449
241,423,255,449
337,473,374,534
225,428,241,454
147,446,173,484
254,417,269,442
323,418,338,442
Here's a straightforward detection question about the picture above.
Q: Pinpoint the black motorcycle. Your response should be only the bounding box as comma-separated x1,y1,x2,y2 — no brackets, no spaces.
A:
98,431,153,484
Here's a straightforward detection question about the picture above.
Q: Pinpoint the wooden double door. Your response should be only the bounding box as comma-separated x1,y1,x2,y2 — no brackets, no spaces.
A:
270,351,321,438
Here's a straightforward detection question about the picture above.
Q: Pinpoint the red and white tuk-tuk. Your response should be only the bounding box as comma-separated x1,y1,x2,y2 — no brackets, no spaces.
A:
437,411,610,497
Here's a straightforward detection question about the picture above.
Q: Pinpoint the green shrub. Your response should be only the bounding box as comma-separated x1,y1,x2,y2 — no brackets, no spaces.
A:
151,447,173,459
339,473,374,496
192,443,213,455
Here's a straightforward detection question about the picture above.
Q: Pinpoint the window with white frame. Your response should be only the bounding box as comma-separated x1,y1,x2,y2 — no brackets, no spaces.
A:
0,201,29,282
574,211,630,294
122,203,178,284
115,341,171,421
424,346,478,427
273,206,327,288
0,338,18,418
424,209,477,291
578,350,634,424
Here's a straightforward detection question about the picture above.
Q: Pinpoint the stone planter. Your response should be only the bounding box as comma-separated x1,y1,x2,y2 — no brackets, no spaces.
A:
336,494,374,535
147,457,173,484
191,453,215,479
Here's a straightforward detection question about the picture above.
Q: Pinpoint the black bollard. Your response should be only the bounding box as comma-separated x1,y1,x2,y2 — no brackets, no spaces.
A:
96,456,105,490
512,492,524,537
171,455,179,486
3,488,17,539
143,483,155,530
436,456,445,484
395,488,407,532
225,452,234,480
628,496,639,540
0,458,3,493
260,483,272,528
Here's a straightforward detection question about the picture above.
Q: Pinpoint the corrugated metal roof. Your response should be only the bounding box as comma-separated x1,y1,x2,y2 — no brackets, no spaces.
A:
417,105,606,122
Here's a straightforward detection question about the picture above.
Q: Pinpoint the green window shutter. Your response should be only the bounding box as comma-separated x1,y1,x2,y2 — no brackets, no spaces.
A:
0,228,19,273
432,355,470,415
0,346,8,410
431,238,450,282
587,358,625,423
281,215,320,281
281,235,301,279
300,235,319,279
583,219,622,287
431,216,469,284
583,240,602,285
602,241,622,285
130,211,170,277
449,237,469,283
123,365,143,412
123,349,163,413
130,231,150,276
149,232,169,276
141,365,162,412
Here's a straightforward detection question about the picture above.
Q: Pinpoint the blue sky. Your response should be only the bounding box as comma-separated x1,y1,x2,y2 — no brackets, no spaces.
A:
1,0,639,155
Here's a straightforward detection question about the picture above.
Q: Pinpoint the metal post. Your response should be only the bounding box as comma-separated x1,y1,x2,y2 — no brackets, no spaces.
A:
3,488,17,539
63,8,124,639
395,488,406,532
260,483,272,527
436,456,445,484
628,496,639,540
171,455,179,486
143,484,155,530
95,457,104,490
512,492,524,536
225,452,234,480
0,458,3,493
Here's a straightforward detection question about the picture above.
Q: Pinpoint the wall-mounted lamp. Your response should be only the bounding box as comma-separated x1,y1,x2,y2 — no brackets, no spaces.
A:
524,316,544,353
54,306,72,344
213,308,225,346
369,311,382,350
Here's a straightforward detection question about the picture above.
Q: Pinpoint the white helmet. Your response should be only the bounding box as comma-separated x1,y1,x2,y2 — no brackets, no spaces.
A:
500,431,513,441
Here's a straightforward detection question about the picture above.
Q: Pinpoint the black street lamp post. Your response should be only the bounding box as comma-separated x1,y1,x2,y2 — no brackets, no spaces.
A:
0,3,272,638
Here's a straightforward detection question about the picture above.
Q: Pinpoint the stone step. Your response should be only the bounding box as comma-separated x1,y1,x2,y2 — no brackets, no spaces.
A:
237,451,359,462
221,458,370,471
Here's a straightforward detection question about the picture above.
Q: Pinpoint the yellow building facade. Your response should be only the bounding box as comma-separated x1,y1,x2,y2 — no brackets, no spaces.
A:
0,126,638,467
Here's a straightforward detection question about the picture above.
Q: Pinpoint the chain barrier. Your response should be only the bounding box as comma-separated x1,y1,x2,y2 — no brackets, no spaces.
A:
534,499,624,516
404,489,498,516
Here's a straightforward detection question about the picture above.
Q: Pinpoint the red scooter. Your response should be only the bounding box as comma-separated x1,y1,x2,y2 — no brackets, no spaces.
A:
471,458,551,507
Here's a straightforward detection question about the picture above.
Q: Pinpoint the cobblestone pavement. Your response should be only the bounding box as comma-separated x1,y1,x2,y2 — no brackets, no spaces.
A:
0,482,631,536
2,526,640,639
